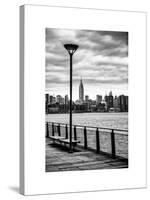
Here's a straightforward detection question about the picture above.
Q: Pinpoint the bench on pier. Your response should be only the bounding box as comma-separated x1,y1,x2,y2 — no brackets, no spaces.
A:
49,136,80,150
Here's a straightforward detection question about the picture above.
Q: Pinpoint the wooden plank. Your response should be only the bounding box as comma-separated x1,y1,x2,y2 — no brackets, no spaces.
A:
45,138,128,172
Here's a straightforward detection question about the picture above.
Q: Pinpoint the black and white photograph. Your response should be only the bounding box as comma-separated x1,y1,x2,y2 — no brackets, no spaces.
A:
18,4,147,195
45,28,128,172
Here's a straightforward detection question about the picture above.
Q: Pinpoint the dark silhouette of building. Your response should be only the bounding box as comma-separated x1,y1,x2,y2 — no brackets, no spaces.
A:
113,95,120,112
85,95,89,103
45,89,128,114
125,96,128,112
105,91,113,111
96,95,102,104
45,94,49,114
65,95,69,105
56,95,64,104
118,95,128,112
79,78,84,102
49,95,53,104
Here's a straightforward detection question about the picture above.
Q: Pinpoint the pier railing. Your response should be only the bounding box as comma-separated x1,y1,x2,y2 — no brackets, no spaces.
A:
46,122,128,159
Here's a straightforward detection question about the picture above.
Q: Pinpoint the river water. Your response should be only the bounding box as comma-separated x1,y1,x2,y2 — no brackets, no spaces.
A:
46,112,128,158
46,112,128,130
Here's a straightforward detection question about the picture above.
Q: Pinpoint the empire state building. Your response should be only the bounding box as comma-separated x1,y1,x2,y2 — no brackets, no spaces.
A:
79,78,84,102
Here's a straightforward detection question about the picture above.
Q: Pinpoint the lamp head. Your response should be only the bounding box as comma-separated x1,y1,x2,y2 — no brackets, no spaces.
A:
64,44,79,55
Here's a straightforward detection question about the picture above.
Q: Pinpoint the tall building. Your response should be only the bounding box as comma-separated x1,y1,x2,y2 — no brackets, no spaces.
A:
61,97,65,105
109,91,113,96
56,95,64,104
45,94,49,114
125,96,128,112
52,96,56,104
65,95,69,104
79,78,84,102
96,95,102,104
49,95,53,104
85,95,89,103
118,95,128,112
113,95,120,111
45,94,49,104
105,91,113,110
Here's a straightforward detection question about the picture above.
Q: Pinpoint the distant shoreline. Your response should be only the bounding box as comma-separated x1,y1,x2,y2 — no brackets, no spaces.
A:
46,112,128,115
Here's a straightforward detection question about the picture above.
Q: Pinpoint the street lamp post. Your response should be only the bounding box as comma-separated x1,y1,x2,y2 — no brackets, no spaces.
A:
64,44,79,153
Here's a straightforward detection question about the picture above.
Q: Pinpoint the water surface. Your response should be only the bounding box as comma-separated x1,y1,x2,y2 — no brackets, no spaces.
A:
46,112,128,130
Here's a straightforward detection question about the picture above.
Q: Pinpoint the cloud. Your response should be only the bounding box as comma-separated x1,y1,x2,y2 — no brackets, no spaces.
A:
45,28,128,98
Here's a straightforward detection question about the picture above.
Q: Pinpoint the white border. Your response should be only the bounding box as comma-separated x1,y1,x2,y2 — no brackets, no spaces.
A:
21,5,147,195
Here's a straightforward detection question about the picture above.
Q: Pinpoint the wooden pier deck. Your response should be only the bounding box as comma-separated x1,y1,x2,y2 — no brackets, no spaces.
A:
46,138,128,172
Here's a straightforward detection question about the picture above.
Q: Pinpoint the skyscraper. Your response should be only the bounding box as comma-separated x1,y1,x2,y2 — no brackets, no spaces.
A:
104,91,113,111
49,95,53,104
65,95,69,105
45,94,49,104
96,95,102,104
79,78,84,102
45,94,49,114
118,95,128,112
85,95,89,103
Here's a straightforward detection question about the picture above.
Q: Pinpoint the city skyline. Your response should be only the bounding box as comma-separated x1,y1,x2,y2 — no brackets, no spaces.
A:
45,77,128,101
46,78,128,103
46,28,128,100
46,92,128,103
45,80,128,113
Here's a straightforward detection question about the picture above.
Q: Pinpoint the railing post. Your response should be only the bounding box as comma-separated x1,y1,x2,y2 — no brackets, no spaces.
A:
84,126,87,149
58,124,61,136
46,122,49,138
96,128,100,153
74,125,77,140
111,129,116,158
52,123,54,136
65,124,68,139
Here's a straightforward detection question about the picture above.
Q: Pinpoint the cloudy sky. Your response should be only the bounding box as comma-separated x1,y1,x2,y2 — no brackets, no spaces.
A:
45,28,128,100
